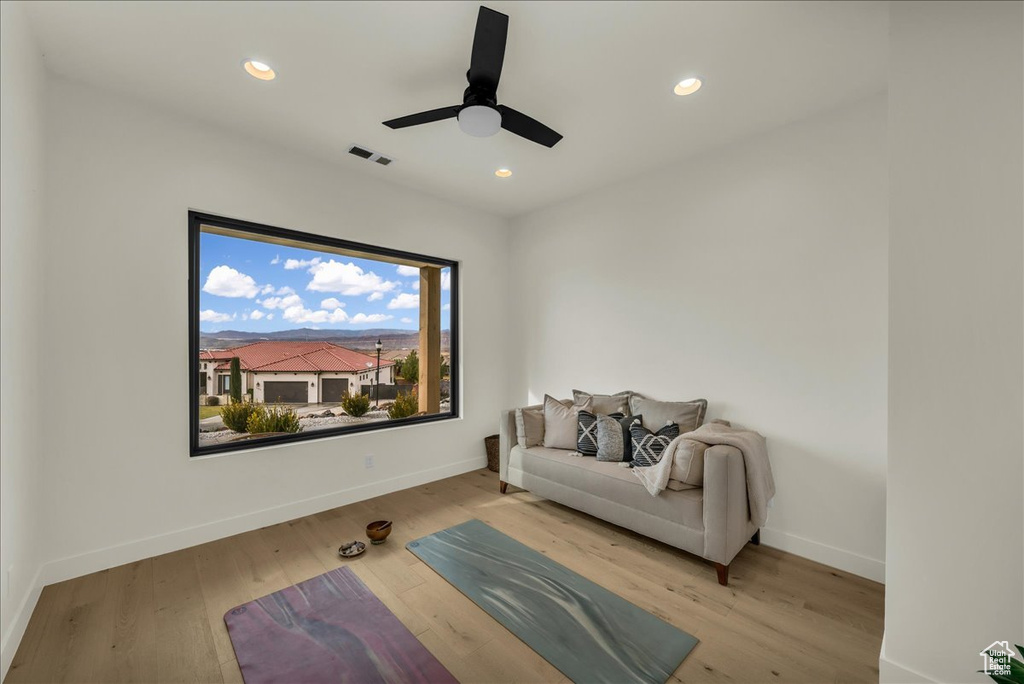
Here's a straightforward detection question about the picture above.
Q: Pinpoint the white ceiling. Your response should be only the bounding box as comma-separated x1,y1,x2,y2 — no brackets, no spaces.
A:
24,1,887,217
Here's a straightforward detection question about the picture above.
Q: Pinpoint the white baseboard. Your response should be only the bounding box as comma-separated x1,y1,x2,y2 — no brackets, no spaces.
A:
1,565,44,681
760,526,885,583
879,634,938,683
41,456,485,587
0,456,484,681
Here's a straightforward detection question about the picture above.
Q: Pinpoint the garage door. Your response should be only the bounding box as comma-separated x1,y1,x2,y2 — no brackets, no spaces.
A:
321,378,348,402
263,381,308,403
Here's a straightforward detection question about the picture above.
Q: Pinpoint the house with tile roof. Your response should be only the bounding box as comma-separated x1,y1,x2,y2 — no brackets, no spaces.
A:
199,341,395,404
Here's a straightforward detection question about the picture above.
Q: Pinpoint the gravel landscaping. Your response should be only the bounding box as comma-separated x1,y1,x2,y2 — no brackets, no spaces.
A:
197,403,451,448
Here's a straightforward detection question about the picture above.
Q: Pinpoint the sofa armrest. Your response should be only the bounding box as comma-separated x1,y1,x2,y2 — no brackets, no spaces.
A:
702,444,752,565
498,408,518,481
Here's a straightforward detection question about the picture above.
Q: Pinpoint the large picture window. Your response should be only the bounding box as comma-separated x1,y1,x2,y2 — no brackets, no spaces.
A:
189,212,458,457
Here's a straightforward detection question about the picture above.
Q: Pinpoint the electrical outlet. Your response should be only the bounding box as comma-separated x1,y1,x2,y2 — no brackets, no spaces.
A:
364,454,375,469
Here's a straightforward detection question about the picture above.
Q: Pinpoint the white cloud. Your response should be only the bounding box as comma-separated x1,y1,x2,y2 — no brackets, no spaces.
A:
284,257,322,270
349,313,393,324
250,310,266,321
202,265,259,298
276,286,296,295
283,305,349,324
412,280,420,291
271,255,281,265
396,265,419,276
387,293,419,309
400,317,413,324
199,309,235,323
266,313,274,320
320,297,345,310
367,292,384,302
258,293,304,310
443,303,451,310
306,260,398,296
260,284,275,295
241,312,249,321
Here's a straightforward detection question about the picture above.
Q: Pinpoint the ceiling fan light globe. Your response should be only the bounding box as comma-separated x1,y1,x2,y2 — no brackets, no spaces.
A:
457,105,502,137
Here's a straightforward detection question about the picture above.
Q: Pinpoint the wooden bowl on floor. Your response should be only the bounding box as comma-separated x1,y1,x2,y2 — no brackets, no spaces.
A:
366,520,393,545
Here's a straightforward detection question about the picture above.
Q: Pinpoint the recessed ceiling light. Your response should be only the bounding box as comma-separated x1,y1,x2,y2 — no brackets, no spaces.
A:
495,168,512,178
243,59,276,81
674,77,702,96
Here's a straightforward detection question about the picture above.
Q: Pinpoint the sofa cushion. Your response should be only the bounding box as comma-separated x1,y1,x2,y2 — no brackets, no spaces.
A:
577,410,624,456
543,395,591,450
628,395,707,433
515,406,545,448
509,446,704,531
576,410,599,455
572,390,633,416
630,420,680,467
671,439,709,487
595,413,642,462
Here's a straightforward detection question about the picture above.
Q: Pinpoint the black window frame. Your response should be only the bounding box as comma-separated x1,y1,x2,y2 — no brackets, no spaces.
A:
188,211,460,457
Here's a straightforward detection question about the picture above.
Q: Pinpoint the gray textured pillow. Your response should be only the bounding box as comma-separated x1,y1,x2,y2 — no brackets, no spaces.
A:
543,395,590,450
515,407,545,448
628,395,707,433
595,413,641,462
572,390,633,416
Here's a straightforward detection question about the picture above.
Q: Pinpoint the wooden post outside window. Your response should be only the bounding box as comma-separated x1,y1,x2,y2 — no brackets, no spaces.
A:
418,266,441,414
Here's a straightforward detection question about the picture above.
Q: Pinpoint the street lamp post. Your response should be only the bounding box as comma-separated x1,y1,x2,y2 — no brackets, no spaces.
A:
374,339,383,407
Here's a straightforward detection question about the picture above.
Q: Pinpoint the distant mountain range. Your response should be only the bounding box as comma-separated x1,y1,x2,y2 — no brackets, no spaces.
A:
200,327,450,353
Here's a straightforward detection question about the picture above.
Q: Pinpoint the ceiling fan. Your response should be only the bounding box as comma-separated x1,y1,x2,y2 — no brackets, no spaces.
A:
382,6,563,148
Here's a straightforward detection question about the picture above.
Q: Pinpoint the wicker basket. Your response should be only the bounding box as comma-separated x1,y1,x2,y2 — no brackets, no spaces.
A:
484,434,500,472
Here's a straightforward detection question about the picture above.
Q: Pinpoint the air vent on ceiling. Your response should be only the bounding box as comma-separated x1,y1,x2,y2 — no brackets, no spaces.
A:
347,144,395,167
348,145,373,159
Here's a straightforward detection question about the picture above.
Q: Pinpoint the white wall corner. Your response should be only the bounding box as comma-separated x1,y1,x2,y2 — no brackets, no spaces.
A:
0,565,44,681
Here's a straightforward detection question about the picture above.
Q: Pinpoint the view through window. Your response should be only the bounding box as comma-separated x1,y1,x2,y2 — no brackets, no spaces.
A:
189,213,457,456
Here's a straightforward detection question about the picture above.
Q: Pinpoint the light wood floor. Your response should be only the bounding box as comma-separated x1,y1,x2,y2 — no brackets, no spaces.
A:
5,469,883,683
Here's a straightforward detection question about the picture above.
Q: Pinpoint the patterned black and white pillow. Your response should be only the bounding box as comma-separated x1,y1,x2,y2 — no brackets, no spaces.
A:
629,420,680,467
577,410,623,455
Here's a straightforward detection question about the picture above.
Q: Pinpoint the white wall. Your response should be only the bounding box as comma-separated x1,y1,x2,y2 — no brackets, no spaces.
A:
35,78,510,582
509,96,889,581
883,2,1024,682
0,2,47,675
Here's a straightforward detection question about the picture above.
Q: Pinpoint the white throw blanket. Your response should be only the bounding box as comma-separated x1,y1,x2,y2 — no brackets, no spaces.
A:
633,422,776,527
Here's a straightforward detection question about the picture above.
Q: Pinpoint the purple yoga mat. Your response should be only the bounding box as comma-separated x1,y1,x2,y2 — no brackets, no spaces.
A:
224,566,457,684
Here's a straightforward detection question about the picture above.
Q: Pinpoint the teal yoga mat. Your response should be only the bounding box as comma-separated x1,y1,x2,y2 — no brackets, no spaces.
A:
407,519,698,684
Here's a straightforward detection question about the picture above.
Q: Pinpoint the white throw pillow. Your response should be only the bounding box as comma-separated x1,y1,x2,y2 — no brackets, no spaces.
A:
571,389,633,416
542,394,590,450
515,406,545,448
670,438,708,487
628,395,707,433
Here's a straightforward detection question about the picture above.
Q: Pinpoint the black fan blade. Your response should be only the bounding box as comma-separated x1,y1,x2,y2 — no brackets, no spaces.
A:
383,106,460,129
497,105,563,147
468,7,508,90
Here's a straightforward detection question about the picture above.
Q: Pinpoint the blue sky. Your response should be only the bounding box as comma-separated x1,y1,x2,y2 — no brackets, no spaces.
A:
199,231,451,332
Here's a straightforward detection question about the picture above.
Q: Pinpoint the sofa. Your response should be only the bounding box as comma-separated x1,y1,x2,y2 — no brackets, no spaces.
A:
498,403,759,585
